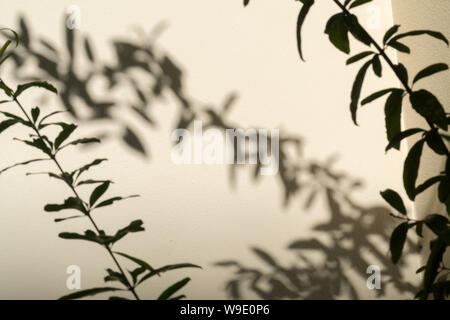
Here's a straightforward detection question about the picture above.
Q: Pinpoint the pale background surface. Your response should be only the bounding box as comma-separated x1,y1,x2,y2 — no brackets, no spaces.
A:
0,0,441,299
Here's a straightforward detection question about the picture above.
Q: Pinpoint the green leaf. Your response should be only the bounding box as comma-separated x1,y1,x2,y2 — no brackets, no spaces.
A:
403,139,425,200
416,222,424,238
37,111,66,128
44,197,86,213
104,268,128,286
384,89,404,150
158,278,191,300
361,88,398,105
410,90,447,130
415,176,445,196
343,14,372,46
111,220,145,244
350,60,372,125
59,137,100,150
243,0,250,6
59,287,123,300
438,179,450,203
380,189,407,215
59,230,114,246
14,81,57,98
31,107,40,123
424,214,450,245
431,281,450,300
54,215,84,223
388,41,410,54
424,239,446,294
349,0,373,9
325,13,350,54
0,111,32,127
138,263,202,285
0,79,13,97
26,171,68,183
0,40,11,59
383,25,400,45
394,63,409,85
0,119,19,134
73,158,108,180
296,0,315,61
389,222,409,264
109,296,129,300
89,181,110,207
413,63,448,85
346,51,374,65
385,128,424,152
54,124,77,149
76,179,112,187
0,28,20,47
0,158,48,175
94,195,139,209
372,55,382,77
15,138,52,156
425,130,447,155
416,266,426,274
0,52,12,66
129,267,147,285
114,251,156,273
390,30,449,46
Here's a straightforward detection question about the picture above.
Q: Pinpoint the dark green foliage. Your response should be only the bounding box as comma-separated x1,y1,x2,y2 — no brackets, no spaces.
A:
346,51,373,65
0,33,200,300
410,90,447,130
325,13,350,54
59,287,123,300
242,0,450,299
350,60,371,124
384,89,403,149
380,189,406,215
413,63,449,84
296,0,315,61
158,278,191,300
389,222,408,264
403,139,425,200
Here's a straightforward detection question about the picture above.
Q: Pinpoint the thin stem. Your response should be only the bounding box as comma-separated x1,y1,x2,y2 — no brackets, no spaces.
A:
13,96,140,300
332,0,450,156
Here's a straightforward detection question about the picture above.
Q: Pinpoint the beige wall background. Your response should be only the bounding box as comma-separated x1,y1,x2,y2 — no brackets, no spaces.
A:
0,0,440,299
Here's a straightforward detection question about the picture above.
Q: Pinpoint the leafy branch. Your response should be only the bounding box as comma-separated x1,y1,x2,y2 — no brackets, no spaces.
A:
0,30,201,300
243,0,450,299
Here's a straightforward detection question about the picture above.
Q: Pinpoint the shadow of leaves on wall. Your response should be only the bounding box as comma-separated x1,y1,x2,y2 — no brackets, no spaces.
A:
2,15,196,157
216,159,420,299
2,14,305,208
2,15,420,299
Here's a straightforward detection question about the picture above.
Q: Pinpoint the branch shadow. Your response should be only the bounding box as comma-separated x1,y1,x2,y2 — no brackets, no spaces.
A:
215,159,420,299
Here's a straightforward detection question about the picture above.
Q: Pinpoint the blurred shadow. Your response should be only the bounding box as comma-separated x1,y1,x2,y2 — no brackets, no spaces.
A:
3,15,195,157
2,14,304,205
215,158,420,299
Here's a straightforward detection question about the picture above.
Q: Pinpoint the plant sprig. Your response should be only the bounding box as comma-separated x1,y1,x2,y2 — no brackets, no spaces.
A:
0,30,201,300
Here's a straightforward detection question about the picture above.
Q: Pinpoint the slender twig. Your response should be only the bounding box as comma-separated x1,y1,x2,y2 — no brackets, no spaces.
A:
333,0,450,156
13,96,140,300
